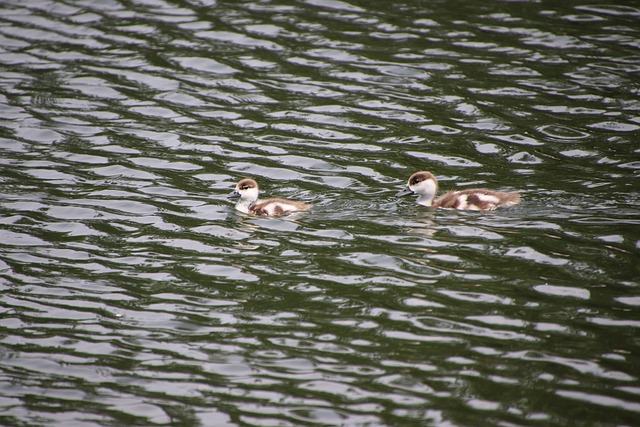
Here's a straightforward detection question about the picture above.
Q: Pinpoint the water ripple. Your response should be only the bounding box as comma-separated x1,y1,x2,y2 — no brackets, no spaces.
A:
1,0,640,426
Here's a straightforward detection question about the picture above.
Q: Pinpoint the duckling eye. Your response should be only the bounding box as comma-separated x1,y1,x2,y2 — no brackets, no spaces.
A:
240,186,248,190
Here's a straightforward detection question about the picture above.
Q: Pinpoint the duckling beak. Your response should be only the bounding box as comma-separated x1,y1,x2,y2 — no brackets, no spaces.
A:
228,190,241,199
396,186,414,197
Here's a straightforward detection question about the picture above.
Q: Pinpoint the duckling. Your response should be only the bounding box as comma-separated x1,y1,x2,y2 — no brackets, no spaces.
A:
228,178,311,216
397,171,520,210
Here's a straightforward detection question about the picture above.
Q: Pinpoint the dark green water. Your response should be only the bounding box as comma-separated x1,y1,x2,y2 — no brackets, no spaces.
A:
1,0,639,426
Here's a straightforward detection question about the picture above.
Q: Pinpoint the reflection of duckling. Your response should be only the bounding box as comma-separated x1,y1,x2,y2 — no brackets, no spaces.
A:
397,171,520,210
228,178,311,216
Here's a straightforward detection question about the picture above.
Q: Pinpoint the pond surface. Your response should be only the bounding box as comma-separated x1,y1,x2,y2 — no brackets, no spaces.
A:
1,0,639,426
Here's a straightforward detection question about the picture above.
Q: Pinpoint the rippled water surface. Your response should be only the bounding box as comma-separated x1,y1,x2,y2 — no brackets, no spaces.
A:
1,0,640,426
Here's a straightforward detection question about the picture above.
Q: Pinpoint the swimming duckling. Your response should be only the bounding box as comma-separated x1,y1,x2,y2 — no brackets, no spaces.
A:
397,171,520,210
228,178,311,216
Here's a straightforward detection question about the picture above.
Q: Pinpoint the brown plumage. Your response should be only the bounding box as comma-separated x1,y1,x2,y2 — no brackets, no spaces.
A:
249,198,310,216
434,188,520,209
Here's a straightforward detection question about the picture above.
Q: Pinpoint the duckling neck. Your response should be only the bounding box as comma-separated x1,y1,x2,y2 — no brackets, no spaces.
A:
416,193,434,207
416,193,435,206
235,198,256,214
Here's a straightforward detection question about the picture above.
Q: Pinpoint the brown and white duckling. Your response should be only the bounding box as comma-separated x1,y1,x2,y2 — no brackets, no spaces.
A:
228,178,311,216
396,171,520,210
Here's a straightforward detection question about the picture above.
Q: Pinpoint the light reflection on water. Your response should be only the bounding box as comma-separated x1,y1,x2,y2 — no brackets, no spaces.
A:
1,0,640,426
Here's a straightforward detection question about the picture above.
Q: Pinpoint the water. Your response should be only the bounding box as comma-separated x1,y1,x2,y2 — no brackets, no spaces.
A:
1,0,639,426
